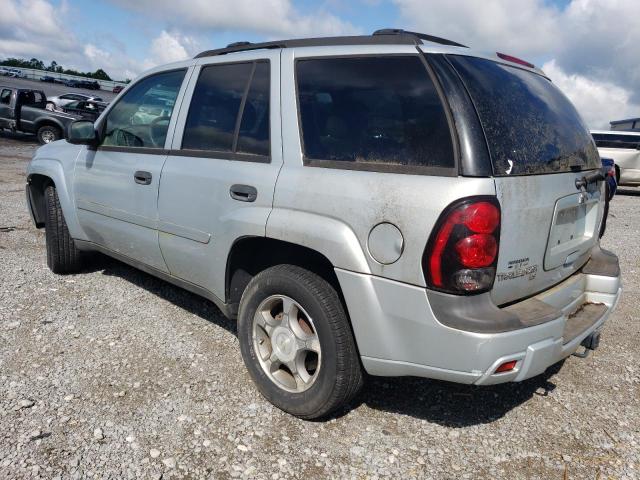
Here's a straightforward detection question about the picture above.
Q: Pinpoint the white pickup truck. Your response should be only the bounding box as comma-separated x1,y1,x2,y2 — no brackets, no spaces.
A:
592,130,640,186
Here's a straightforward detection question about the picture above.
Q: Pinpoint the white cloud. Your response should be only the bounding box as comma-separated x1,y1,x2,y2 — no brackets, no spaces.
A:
395,0,640,127
542,59,640,129
0,0,76,59
146,31,199,66
0,0,198,80
394,0,559,57
108,0,360,37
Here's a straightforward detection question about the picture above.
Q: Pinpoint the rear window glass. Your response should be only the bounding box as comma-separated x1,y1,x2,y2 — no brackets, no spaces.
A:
183,62,252,152
296,56,454,170
448,55,601,176
592,133,640,149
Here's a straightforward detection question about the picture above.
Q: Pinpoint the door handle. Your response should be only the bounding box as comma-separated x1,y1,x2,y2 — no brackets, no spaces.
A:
230,184,257,202
134,171,152,185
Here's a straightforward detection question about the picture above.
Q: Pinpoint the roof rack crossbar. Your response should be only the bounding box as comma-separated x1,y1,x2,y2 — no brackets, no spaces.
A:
194,28,466,59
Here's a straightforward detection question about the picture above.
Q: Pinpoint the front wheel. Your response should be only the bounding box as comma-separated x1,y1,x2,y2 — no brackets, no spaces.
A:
238,265,363,419
37,125,62,144
44,185,82,273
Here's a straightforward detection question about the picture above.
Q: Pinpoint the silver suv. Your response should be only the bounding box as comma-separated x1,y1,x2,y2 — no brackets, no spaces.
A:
26,29,622,419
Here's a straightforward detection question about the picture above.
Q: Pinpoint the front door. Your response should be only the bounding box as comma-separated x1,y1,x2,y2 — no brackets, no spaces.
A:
157,52,282,300
74,67,191,272
0,88,14,129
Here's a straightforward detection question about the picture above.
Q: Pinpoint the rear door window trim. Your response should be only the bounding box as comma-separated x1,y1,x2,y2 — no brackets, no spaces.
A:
177,59,271,163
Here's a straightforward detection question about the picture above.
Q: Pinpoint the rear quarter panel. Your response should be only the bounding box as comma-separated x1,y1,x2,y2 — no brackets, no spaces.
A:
273,46,496,286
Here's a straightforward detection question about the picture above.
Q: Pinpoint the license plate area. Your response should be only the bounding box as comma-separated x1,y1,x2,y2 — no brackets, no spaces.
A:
544,193,599,270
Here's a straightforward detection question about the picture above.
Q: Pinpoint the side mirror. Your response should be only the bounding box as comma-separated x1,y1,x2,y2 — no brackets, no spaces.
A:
67,120,98,146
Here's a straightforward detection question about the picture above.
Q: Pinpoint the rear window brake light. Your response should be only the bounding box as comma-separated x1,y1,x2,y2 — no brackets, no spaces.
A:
496,52,535,69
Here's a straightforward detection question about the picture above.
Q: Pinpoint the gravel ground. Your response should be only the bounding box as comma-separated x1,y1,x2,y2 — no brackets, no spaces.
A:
1,132,638,479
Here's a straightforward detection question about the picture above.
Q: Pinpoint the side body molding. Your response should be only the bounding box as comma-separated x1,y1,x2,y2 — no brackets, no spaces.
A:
266,208,371,274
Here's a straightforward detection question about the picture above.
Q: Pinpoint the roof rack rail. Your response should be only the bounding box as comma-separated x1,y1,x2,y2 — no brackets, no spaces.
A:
372,28,467,48
194,28,466,59
226,41,252,48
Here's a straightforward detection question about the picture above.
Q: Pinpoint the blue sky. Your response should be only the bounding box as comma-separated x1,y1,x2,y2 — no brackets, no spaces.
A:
53,0,567,68
1,0,638,127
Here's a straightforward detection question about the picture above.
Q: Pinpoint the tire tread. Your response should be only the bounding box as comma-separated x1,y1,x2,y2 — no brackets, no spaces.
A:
44,185,81,273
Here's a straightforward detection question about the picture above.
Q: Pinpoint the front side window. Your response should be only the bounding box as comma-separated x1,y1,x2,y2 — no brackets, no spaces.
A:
296,56,454,170
0,89,10,105
182,60,270,158
101,69,185,149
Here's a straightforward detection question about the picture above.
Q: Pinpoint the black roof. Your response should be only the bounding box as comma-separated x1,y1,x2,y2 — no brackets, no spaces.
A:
194,28,467,59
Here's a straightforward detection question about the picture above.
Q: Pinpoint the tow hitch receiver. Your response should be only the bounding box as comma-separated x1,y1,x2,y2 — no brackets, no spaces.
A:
573,331,601,358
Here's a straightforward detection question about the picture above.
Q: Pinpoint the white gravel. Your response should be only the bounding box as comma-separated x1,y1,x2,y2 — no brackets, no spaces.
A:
0,133,638,479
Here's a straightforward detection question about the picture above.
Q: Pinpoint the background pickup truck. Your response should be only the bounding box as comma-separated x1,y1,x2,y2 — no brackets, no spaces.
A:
0,86,78,144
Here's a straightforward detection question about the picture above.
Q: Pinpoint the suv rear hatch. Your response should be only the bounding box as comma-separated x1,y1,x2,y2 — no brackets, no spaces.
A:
447,55,605,305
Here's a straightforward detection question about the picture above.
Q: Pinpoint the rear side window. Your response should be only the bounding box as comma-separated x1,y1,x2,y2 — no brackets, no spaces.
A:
296,56,455,172
182,60,270,158
592,133,640,149
448,55,601,176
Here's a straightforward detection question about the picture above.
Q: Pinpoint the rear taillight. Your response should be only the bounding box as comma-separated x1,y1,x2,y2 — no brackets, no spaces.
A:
423,197,501,294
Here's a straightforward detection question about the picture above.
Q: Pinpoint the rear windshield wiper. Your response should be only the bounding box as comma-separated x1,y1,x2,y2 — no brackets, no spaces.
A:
575,168,605,190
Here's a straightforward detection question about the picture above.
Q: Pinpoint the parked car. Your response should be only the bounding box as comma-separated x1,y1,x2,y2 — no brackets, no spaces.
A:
40,75,57,83
61,100,108,121
1,68,21,77
592,130,640,186
0,86,78,143
64,79,100,90
47,93,104,109
113,85,125,94
78,80,101,90
3,68,26,78
25,29,621,419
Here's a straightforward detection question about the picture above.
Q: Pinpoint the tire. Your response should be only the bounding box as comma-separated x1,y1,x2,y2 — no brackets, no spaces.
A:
238,264,363,419
44,185,82,274
37,125,62,145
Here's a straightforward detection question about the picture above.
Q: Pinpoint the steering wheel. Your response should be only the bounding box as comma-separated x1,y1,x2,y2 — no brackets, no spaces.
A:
115,128,143,147
149,116,171,147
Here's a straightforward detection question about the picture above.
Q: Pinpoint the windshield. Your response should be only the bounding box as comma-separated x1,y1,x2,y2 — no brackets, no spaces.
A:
447,55,601,176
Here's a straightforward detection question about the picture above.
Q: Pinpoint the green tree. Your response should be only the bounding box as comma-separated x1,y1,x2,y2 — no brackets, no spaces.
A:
91,69,111,81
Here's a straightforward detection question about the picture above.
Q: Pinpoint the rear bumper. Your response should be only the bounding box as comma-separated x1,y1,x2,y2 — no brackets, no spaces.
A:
336,247,622,385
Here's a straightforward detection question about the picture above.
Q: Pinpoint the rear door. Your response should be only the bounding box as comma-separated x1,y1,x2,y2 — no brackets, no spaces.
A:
157,51,281,301
446,55,605,305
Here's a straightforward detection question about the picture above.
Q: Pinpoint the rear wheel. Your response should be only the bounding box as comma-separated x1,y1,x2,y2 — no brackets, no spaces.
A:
44,185,82,273
37,125,62,144
238,265,363,419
